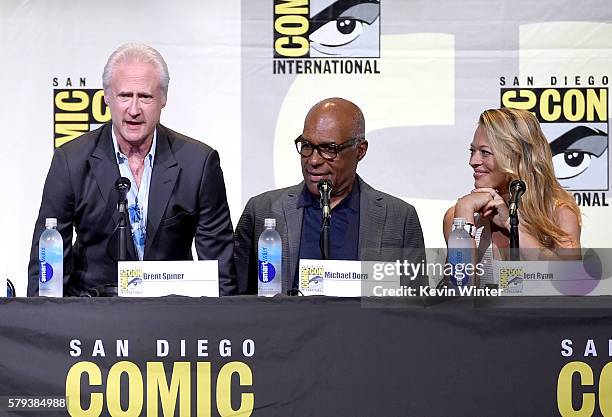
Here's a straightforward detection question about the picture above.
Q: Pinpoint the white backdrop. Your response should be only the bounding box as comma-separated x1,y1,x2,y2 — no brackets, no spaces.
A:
0,1,610,296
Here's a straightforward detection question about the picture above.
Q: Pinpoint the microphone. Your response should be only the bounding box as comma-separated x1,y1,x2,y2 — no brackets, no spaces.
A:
317,179,333,218
115,177,131,262
508,179,526,217
115,177,131,210
317,179,333,260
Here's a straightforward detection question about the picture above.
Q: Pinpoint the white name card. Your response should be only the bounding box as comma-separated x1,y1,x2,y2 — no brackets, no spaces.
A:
298,259,401,297
118,260,219,297
493,259,610,296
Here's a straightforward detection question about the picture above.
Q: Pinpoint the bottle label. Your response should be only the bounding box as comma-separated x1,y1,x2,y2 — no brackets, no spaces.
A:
258,260,277,283
40,261,54,283
40,247,52,283
448,248,472,286
39,245,62,284
258,248,278,283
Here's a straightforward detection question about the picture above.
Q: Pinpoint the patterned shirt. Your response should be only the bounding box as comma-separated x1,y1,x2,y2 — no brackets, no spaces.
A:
111,129,156,260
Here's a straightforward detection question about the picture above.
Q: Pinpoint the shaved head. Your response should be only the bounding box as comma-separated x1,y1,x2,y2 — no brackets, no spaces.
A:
300,97,368,206
303,97,365,139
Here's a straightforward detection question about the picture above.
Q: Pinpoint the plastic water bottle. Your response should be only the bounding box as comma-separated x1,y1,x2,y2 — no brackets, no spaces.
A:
447,218,476,287
39,218,63,297
258,218,282,296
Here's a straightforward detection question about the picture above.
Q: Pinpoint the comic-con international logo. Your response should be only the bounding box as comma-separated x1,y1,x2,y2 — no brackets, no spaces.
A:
273,0,380,74
119,267,144,295
500,79,609,207
53,77,110,148
300,265,324,293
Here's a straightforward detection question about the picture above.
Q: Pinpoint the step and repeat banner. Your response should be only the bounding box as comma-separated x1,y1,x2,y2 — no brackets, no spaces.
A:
0,0,611,295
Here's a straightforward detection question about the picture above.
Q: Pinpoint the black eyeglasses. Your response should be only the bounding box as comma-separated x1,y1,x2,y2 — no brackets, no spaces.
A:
294,136,363,161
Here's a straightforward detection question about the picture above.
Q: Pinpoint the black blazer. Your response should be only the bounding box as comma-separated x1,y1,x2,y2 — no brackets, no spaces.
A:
28,123,236,296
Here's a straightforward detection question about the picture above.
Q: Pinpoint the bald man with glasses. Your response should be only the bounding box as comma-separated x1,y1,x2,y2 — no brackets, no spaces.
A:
234,97,426,294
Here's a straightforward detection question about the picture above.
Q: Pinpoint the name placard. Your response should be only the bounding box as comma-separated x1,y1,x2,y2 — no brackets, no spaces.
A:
493,259,609,296
118,261,219,297
298,259,401,297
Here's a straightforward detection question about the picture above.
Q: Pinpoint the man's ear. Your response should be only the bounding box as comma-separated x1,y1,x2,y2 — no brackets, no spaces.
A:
357,139,368,161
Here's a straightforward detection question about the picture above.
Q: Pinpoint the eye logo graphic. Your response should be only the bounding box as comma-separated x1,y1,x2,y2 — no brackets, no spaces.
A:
550,126,608,191
501,87,609,193
274,0,380,58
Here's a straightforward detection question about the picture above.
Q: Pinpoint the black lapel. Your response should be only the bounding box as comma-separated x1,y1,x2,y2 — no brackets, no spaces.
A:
88,124,119,215
145,125,179,256
88,123,138,260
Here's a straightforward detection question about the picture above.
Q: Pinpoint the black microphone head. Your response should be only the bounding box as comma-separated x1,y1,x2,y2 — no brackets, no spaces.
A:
509,179,526,194
115,177,131,193
317,178,333,193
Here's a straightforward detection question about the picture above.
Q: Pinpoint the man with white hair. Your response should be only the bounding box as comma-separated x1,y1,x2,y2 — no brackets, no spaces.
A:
28,43,236,296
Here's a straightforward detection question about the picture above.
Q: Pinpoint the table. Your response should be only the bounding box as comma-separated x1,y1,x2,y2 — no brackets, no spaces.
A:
0,296,609,417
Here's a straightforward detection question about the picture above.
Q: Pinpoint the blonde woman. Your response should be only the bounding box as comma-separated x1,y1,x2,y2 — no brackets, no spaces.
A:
443,108,581,272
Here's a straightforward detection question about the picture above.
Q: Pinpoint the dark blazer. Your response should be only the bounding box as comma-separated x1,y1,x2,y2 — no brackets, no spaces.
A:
234,177,427,294
28,123,236,296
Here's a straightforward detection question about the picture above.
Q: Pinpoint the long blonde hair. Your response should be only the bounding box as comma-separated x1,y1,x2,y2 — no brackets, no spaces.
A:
479,108,581,248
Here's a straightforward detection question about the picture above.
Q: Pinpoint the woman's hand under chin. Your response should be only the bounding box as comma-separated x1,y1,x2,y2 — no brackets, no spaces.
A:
454,190,493,223
471,187,511,231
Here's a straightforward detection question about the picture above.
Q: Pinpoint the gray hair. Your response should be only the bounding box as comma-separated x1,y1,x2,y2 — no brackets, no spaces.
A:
102,43,170,98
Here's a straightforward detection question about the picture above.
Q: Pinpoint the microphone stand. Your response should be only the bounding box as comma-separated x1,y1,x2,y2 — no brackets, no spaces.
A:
118,199,128,261
115,177,131,263
317,179,332,260
509,214,520,261
320,211,330,260
507,179,525,262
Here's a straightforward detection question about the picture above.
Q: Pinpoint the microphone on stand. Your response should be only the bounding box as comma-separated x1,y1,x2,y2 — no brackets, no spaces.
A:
318,179,333,218
115,177,131,261
508,179,526,260
116,177,131,209
508,179,526,218
317,179,333,260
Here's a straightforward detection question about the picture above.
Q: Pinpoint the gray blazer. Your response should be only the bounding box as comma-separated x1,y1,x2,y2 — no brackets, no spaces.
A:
234,177,426,294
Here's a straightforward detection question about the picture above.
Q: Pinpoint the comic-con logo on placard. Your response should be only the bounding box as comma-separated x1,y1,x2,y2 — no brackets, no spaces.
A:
53,77,110,148
299,265,324,294
273,0,380,74
119,267,144,295
500,76,609,207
